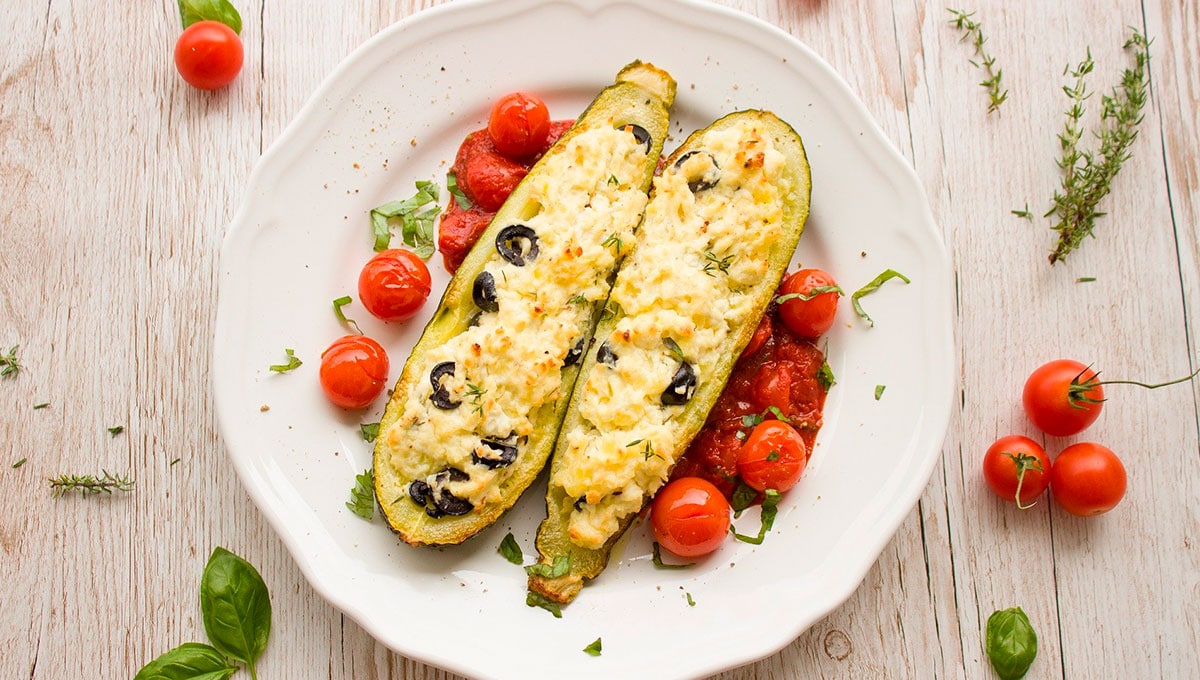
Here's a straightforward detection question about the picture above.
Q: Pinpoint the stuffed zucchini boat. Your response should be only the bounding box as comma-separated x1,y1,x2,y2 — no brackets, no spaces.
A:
373,61,676,546
529,110,812,602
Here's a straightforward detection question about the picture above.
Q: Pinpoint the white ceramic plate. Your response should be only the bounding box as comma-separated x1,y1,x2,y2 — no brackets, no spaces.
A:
213,1,954,678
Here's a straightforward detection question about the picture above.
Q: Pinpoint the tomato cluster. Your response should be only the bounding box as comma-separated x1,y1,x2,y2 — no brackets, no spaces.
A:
983,359,1127,516
651,268,839,558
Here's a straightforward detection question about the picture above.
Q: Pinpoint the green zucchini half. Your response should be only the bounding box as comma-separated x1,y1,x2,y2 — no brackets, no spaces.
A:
374,62,676,546
529,110,812,602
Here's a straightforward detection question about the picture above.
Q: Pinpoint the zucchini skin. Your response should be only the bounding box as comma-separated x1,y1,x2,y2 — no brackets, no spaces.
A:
373,62,676,547
530,110,812,602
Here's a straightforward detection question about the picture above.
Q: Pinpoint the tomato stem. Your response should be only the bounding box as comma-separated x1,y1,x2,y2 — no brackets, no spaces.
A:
1004,451,1044,510
1095,366,1200,391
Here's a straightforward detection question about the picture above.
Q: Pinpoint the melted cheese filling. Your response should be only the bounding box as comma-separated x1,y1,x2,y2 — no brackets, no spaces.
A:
551,121,790,549
383,124,649,507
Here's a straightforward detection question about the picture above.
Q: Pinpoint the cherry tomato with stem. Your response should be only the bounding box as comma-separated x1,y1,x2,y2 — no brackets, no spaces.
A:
981,435,1051,508
776,268,842,339
487,92,552,158
737,419,808,493
650,477,731,558
358,249,432,322
319,335,390,409
1050,442,1127,516
1021,359,1105,436
174,21,244,91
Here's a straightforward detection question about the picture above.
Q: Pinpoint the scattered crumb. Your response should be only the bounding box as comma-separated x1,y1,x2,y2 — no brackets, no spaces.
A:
353,162,361,169
860,250,867,257
410,138,418,147
260,404,270,412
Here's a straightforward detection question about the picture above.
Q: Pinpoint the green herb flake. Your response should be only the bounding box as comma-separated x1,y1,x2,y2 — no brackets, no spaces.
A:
685,592,696,606
333,296,363,334
108,425,125,437
818,360,836,392
345,469,375,520
766,450,780,462
583,637,603,656
775,284,844,304
730,480,757,514
702,250,734,276
740,413,763,428
651,542,694,569
498,532,523,565
875,384,887,400
766,405,792,422
269,348,302,373
359,422,381,442
177,0,243,34
731,489,782,545
12,458,27,469
1076,276,1097,283
526,590,563,618
601,233,624,254
663,337,686,362
33,402,49,410
608,174,619,186
1012,203,1033,220
446,171,471,210
370,180,441,259
0,345,19,378
525,555,571,579
851,269,911,327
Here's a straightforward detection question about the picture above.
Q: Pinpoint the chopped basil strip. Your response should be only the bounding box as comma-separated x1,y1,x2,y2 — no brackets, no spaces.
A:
445,171,471,210
730,480,757,514
818,360,836,392
498,532,523,565
526,591,562,618
731,489,781,545
33,402,49,410
1076,276,1096,283
851,269,911,327
525,555,571,579
875,384,887,400
685,592,696,606
583,638,602,656
359,422,380,442
651,542,694,569
345,469,375,520
775,284,844,304
269,348,302,373
663,336,686,362
370,180,440,258
108,425,125,437
12,458,27,469
332,296,363,334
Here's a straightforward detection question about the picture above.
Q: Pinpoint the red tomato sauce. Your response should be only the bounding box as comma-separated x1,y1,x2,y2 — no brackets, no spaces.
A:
671,305,828,500
437,119,573,273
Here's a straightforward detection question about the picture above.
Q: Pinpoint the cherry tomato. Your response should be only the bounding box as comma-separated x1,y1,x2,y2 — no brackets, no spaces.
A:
1022,359,1104,436
460,151,528,212
358,249,432,322
1050,442,1126,516
777,269,840,338
736,420,808,493
650,477,731,558
174,21,244,91
319,335,390,409
739,314,772,361
981,435,1051,507
487,92,552,158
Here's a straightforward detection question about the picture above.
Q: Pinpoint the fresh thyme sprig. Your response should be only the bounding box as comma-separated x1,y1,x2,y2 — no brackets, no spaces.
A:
702,250,733,276
948,9,1009,113
1,345,20,378
1046,31,1150,264
48,470,135,497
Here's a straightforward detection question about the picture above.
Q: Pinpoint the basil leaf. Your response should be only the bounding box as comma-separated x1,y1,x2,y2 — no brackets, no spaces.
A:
332,296,362,334
446,171,471,210
268,348,302,373
346,469,375,520
370,181,440,258
731,489,781,545
177,0,243,34
985,607,1038,680
498,532,523,564
875,384,887,400
850,268,911,327
583,637,602,656
730,480,756,514
526,590,563,618
359,422,380,442
817,359,836,392
133,642,237,680
200,547,271,674
525,555,571,578
774,284,843,304
651,542,694,569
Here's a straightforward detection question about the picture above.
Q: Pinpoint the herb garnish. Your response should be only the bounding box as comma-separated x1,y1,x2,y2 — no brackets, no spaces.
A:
525,555,571,579
775,285,843,304
359,422,380,442
466,383,486,415
12,458,27,469
731,489,781,544
875,384,887,400
947,9,1008,113
136,547,272,680
1076,276,1097,283
332,296,363,334
33,402,49,410
1045,31,1150,264
741,405,792,429
498,532,523,564
1,345,19,378
817,357,836,392
346,469,375,519
48,470,135,497
370,180,440,259
663,337,686,362
526,590,563,618
702,250,733,276
445,171,471,210
601,233,624,254
269,348,302,373
651,542,694,569
730,480,757,515
851,269,911,326
583,637,603,656
685,592,696,606
177,0,242,34
1011,204,1033,220
108,425,125,437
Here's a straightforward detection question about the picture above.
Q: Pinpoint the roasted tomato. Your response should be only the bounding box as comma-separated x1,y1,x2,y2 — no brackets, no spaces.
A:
358,249,432,322
736,419,808,493
650,477,731,557
487,92,552,158
319,335,390,409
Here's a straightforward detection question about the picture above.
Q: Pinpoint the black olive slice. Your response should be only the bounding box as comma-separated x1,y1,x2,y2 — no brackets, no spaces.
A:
619,123,652,154
429,361,461,409
564,337,585,367
674,150,721,193
597,340,617,366
573,497,586,511
472,271,499,312
473,434,518,469
432,490,473,516
426,468,473,517
661,362,697,405
495,225,539,266
408,479,431,506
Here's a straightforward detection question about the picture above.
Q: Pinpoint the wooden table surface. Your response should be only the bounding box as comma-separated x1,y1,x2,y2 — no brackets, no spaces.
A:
3,0,1198,678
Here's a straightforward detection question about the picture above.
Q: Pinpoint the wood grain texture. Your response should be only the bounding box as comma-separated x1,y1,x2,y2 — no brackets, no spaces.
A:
1,1,1197,678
